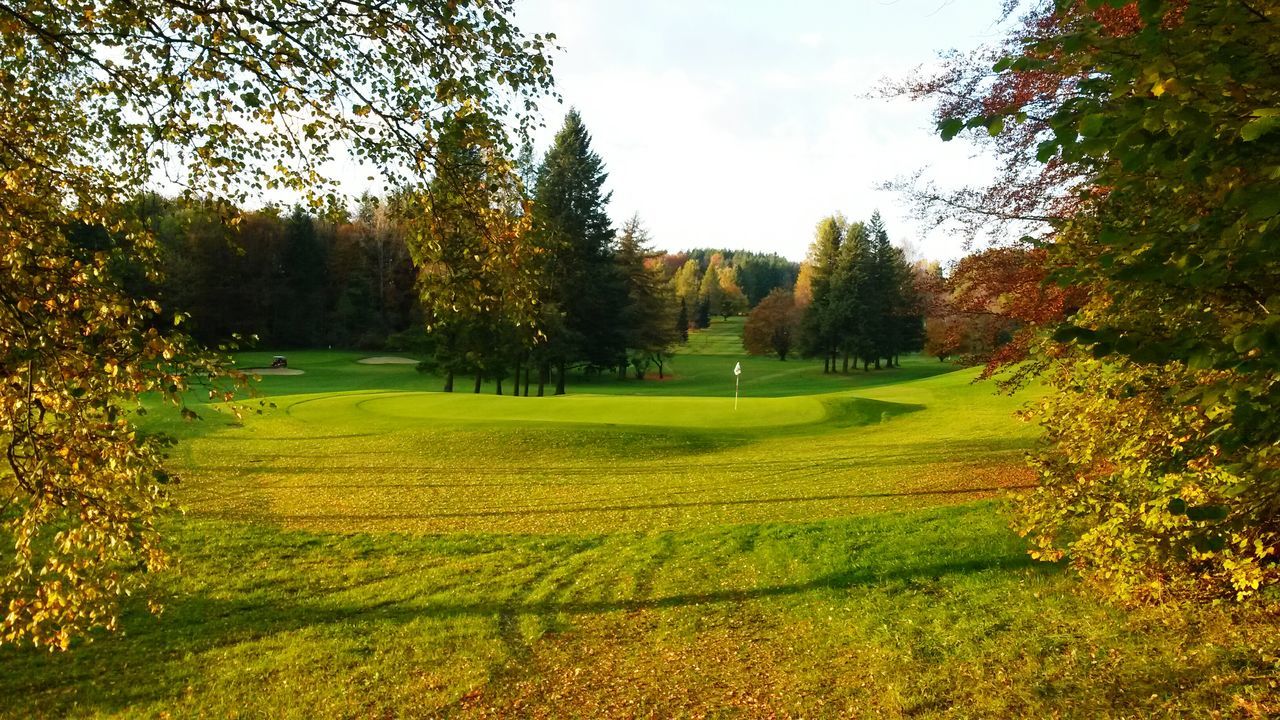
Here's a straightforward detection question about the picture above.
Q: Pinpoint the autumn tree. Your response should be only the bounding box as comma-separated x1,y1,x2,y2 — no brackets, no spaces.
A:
744,289,801,360
0,0,555,649
921,0,1280,601
405,114,542,394
697,262,725,326
671,259,702,307
924,247,1076,372
714,266,749,319
677,250,798,307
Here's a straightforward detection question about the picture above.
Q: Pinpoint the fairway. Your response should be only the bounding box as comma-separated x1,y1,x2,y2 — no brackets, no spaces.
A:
3,319,1275,718
171,319,1034,536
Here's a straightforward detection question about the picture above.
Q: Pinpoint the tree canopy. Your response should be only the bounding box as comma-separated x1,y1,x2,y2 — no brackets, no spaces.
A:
532,109,627,389
796,213,923,372
1,0,556,649
923,0,1279,602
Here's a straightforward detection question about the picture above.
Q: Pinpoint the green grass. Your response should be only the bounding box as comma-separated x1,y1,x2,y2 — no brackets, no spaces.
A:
3,320,1277,718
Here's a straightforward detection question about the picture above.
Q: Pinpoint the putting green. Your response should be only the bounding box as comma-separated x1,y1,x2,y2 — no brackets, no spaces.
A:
283,389,828,428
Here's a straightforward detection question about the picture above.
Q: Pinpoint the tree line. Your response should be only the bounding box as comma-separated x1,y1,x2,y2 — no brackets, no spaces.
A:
92,196,422,351
110,111,806,396
409,109,707,395
743,212,924,369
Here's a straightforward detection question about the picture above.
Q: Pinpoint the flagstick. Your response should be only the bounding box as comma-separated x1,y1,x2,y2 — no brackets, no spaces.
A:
735,375,739,411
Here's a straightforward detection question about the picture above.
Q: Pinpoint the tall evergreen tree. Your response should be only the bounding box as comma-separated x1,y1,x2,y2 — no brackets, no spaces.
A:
864,211,897,368
616,215,679,378
532,109,626,393
797,215,846,372
694,297,711,329
830,221,872,371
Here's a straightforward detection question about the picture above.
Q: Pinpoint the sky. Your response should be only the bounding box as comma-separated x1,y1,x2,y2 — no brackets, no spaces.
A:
512,0,1013,263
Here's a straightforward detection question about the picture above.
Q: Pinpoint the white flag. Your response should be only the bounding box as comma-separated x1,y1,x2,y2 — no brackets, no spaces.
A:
733,362,742,376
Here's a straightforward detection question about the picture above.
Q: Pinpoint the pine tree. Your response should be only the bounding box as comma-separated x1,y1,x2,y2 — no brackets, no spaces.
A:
829,221,872,371
694,298,711,329
797,215,845,372
864,211,898,368
532,109,625,392
616,215,678,378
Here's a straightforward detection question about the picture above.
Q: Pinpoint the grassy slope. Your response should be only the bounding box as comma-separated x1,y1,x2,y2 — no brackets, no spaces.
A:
3,319,1277,718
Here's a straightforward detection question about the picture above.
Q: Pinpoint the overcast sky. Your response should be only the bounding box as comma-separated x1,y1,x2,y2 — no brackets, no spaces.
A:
513,0,1012,263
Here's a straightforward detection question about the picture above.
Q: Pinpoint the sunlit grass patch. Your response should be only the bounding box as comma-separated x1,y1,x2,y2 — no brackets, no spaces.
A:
3,326,1275,717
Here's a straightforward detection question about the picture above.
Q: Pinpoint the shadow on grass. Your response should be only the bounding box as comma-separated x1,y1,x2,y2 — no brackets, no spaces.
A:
185,437,1032,482
0,516,1050,717
819,396,926,428
247,484,1034,523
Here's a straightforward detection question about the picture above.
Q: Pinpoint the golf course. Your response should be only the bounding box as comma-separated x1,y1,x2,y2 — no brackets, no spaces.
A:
2,318,1274,718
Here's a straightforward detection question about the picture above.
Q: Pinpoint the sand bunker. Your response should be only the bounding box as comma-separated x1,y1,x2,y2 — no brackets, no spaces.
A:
246,367,306,376
357,356,419,365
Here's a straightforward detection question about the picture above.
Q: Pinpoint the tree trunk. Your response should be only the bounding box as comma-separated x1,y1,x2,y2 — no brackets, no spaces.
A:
443,371,454,393
874,358,881,370
656,357,664,379
823,355,830,373
523,366,531,396
512,356,521,393
842,353,849,373
555,360,566,395
496,377,502,395
537,361,547,397
473,372,483,394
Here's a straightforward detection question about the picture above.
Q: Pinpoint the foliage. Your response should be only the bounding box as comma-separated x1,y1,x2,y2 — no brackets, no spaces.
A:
715,265,750,319
532,109,626,388
403,114,541,393
797,213,923,372
0,188,242,651
616,216,680,378
143,197,419,349
0,0,555,648
922,247,1078,373
697,262,725,323
743,289,801,360
677,249,799,306
936,0,1280,601
693,297,712,330
671,259,703,305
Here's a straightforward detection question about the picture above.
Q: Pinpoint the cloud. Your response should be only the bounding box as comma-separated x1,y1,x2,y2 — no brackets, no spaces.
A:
520,0,1011,263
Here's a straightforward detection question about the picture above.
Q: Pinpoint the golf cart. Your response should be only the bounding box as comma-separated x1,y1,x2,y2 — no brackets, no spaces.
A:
271,355,288,369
